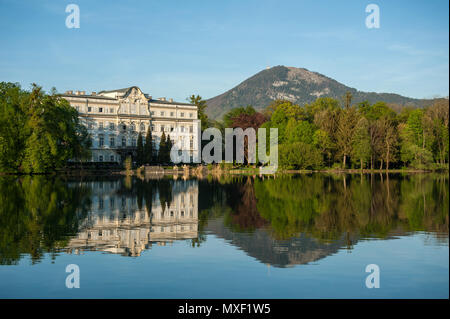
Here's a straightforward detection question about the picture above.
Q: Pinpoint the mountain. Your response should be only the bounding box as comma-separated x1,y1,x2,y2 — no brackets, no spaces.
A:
205,65,434,120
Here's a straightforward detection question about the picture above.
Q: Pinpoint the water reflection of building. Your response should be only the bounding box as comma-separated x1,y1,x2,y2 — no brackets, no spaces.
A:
67,179,198,257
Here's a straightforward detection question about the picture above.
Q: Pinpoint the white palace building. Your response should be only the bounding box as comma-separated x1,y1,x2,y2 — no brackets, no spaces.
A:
61,86,200,163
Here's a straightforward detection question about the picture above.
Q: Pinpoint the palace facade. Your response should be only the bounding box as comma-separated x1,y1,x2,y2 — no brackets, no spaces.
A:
61,86,200,163
66,179,199,257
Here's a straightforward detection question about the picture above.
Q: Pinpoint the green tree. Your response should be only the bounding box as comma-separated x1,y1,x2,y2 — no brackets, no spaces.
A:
313,129,334,166
352,117,371,169
136,132,144,165
0,83,91,173
158,132,167,163
189,94,209,130
0,82,29,172
166,134,173,163
143,125,153,164
336,106,359,168
279,142,323,169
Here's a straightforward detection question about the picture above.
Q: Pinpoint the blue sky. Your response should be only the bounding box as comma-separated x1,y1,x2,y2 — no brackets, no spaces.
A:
0,0,448,101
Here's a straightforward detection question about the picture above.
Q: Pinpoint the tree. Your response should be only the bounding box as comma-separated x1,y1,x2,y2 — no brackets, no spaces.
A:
352,117,371,169
313,129,334,166
285,119,316,145
230,112,267,165
0,82,91,173
166,134,173,164
189,94,209,130
379,117,398,170
279,142,323,170
336,106,359,168
343,91,353,109
136,132,144,165
223,105,257,128
143,125,153,164
158,132,167,163
0,82,29,172
423,99,449,165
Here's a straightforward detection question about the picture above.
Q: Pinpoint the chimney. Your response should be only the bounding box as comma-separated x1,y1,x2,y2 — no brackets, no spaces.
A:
80,91,85,95
91,91,96,96
169,98,173,103
65,90,73,95
75,91,81,95
158,97,166,101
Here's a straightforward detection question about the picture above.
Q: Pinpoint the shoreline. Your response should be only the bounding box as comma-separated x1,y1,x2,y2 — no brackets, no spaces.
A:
1,167,448,177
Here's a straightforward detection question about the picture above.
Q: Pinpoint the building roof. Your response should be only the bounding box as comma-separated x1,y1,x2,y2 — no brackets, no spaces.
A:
148,99,194,107
64,86,196,106
60,93,117,101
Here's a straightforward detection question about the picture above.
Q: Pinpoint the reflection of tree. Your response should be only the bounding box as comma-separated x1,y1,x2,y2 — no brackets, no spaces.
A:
158,179,173,209
253,173,448,241
0,176,91,265
224,176,268,232
398,174,449,234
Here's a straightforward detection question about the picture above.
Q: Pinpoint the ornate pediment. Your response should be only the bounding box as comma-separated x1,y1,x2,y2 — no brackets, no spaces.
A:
115,87,150,115
122,87,148,104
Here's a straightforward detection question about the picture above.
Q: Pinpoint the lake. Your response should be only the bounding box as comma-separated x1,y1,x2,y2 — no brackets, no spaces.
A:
0,173,448,298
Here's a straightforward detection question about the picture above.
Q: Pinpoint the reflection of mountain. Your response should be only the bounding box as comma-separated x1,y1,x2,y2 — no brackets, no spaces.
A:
66,179,199,256
205,217,348,268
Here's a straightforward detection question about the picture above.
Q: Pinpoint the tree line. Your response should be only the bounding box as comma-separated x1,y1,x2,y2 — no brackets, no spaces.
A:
1,81,447,172
0,82,91,173
215,93,449,170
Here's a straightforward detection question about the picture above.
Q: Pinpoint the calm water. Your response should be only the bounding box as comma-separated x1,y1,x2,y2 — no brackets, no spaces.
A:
0,173,448,298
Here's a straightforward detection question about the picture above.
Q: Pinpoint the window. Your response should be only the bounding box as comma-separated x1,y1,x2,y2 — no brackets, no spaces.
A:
99,107,103,113
99,135,104,147
99,155,103,162
160,125,165,132
189,126,193,133
151,125,155,132
122,125,126,131
180,126,185,133
110,155,115,161
122,137,126,147
110,108,114,113
180,112,184,117
109,137,115,147
160,111,165,116
190,139,193,148
140,123,145,131
99,122,103,130
75,106,80,112
109,122,115,130
189,113,193,118
132,138,136,147
88,107,92,112
170,112,174,117
130,124,136,131
151,111,155,116
170,126,174,132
